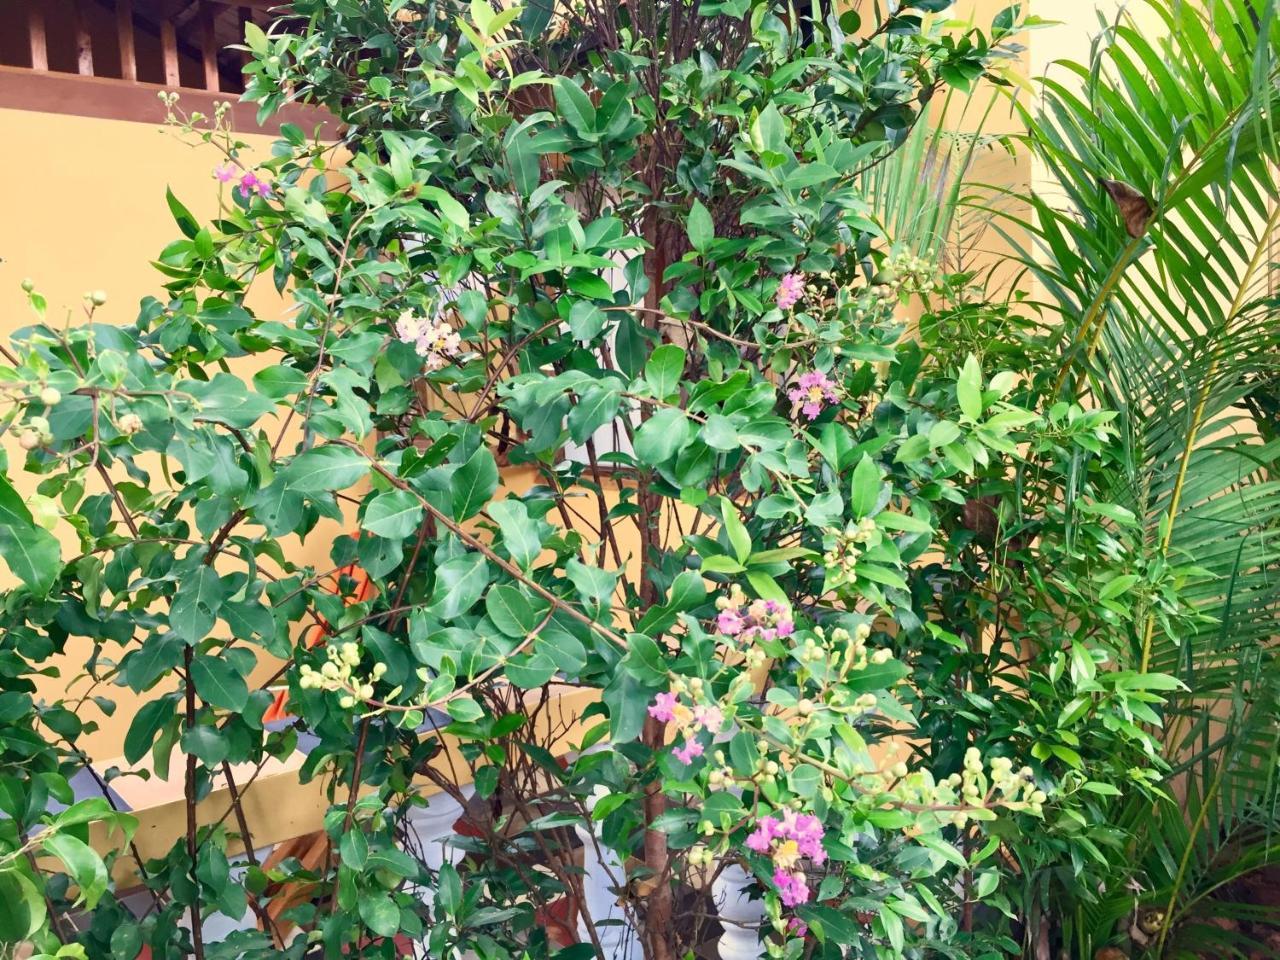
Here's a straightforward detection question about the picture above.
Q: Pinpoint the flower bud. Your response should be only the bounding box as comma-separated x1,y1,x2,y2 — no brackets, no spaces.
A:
18,430,40,451
20,278,35,293
797,698,814,716
89,290,108,306
119,413,143,435
39,387,61,406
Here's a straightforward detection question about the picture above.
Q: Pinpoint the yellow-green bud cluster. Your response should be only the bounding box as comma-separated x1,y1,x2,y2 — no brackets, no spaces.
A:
878,251,937,296
18,416,53,450
298,641,387,709
823,518,878,587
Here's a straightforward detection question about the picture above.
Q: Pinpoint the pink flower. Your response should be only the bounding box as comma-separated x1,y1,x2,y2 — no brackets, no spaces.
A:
237,171,273,199
717,609,745,636
746,817,779,853
692,704,724,735
673,738,704,764
788,370,840,420
776,273,805,310
787,918,808,939
776,619,795,637
773,869,810,907
214,163,236,182
648,692,679,723
782,811,826,863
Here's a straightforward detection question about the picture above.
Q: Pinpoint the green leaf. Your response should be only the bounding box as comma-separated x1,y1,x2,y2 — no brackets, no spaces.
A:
0,475,61,596
166,187,199,239
181,724,229,767
419,186,469,230
634,408,690,464
451,446,498,521
720,497,752,564
568,383,622,443
123,696,175,764
520,0,555,40
553,76,597,135
486,584,550,637
645,344,686,399
568,301,608,342
849,455,883,519
363,489,424,539
253,365,308,401
170,566,227,644
566,558,618,607
284,445,370,494
975,869,999,899
340,830,369,869
358,891,401,937
956,354,984,421
489,499,550,570
190,656,249,712
687,199,713,252
0,868,45,941
428,554,491,620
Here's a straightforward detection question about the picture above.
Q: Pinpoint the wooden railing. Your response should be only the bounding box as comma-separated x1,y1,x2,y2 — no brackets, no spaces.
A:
18,0,273,93
1,1,327,133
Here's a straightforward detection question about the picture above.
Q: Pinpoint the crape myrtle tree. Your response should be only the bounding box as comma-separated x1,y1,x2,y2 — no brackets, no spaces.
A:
0,2,1185,959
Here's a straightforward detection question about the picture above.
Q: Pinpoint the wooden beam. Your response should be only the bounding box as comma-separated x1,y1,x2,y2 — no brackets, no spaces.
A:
28,6,48,72
117,0,137,82
0,65,334,134
161,18,180,87
74,2,95,77
200,2,219,91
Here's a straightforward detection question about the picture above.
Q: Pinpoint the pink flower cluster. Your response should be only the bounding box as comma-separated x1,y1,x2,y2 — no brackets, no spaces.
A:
788,370,841,420
647,691,724,765
394,310,463,371
214,163,273,199
745,810,827,907
776,273,805,310
714,585,795,644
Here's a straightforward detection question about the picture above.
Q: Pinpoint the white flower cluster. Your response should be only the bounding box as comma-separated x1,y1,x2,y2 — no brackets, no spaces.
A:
394,310,462,371
298,641,386,709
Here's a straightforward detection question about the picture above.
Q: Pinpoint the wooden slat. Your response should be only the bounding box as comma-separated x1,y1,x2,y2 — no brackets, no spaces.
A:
28,6,48,72
74,2,95,77
200,2,220,92
239,6,255,72
117,0,137,82
161,19,180,87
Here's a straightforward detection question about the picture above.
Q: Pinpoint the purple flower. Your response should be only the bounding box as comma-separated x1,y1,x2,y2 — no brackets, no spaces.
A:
787,918,808,939
788,370,841,420
214,163,236,183
673,738,704,764
648,692,679,723
717,609,745,636
773,869,811,907
776,273,804,311
776,619,796,638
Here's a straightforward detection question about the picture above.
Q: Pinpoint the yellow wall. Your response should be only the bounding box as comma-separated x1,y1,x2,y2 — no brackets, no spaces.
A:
0,106,344,758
